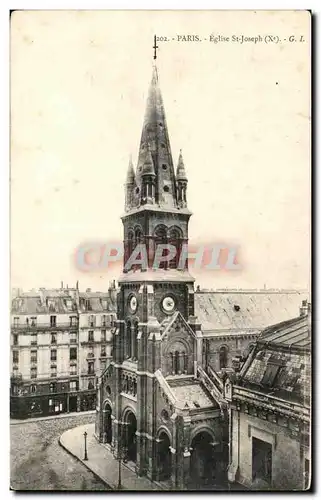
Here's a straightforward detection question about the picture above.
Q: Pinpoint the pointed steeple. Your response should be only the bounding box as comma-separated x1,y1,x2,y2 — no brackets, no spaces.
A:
126,155,135,184
135,64,178,208
176,149,188,208
124,155,136,211
176,149,188,181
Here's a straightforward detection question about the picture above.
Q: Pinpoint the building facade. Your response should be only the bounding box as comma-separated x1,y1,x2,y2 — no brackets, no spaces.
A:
226,302,311,490
10,283,116,419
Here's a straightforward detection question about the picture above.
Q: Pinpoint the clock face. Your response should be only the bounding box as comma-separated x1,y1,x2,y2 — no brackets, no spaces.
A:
162,296,176,313
129,296,137,313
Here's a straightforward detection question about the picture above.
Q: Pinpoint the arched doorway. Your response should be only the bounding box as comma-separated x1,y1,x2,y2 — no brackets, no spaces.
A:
157,431,172,481
104,403,112,444
123,410,137,463
190,431,216,488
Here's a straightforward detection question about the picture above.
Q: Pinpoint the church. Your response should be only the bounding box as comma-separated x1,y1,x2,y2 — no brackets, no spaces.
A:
95,60,310,491
95,62,229,490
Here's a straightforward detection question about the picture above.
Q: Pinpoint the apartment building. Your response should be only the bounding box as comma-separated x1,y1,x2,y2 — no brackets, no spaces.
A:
10,282,116,419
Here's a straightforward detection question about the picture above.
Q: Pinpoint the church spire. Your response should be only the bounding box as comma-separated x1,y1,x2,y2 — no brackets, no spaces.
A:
126,154,135,184
125,155,135,211
176,149,188,181
176,149,188,208
135,64,178,209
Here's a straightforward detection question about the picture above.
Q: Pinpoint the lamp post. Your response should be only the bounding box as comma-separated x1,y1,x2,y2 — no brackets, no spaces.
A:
83,431,88,461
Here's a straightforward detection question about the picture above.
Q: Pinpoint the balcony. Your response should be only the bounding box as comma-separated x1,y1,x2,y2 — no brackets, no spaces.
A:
11,322,79,332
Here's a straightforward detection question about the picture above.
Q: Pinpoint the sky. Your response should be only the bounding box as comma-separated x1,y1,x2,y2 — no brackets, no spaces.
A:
10,10,311,292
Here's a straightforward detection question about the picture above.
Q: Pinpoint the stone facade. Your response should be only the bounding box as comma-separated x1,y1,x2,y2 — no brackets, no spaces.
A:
10,284,116,419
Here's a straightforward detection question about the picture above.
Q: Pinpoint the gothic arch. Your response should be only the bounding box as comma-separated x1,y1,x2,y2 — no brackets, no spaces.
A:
157,425,172,444
156,427,172,481
167,225,183,239
122,407,137,463
134,225,144,242
102,399,113,445
154,224,168,237
168,226,183,269
164,338,190,357
190,425,216,448
125,320,132,359
102,398,113,410
122,405,137,421
165,338,191,375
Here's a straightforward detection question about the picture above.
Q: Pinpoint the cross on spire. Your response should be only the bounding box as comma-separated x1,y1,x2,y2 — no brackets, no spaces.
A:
153,35,158,60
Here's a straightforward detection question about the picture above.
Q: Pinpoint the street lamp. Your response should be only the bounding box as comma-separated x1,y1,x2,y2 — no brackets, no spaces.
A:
83,431,88,461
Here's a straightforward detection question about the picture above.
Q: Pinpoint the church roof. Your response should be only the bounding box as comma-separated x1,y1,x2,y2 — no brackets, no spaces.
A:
168,379,219,410
257,313,311,349
194,289,309,334
239,313,311,405
135,65,178,208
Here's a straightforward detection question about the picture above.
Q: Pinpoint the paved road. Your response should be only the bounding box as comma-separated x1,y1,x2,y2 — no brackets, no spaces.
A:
10,413,109,491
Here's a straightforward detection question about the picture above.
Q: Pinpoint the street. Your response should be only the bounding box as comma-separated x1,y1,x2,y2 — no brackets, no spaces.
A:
10,413,109,491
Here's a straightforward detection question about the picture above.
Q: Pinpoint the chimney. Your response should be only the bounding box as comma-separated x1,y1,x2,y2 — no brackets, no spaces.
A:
61,281,64,289
76,280,79,290
300,299,309,316
86,288,91,293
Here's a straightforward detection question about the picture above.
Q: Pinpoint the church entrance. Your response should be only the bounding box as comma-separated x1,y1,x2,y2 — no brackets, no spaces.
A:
123,410,137,463
157,432,172,481
190,431,216,489
104,404,112,444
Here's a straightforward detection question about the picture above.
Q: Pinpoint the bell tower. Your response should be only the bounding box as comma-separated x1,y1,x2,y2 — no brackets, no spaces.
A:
109,62,200,480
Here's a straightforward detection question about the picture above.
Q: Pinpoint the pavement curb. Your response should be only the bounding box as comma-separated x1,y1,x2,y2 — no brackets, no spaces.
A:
58,435,113,490
10,410,96,425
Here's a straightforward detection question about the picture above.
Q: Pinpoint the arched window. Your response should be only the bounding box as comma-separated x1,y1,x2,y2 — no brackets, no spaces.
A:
183,352,188,374
135,227,143,246
219,346,228,370
168,228,181,269
133,321,138,360
133,228,144,270
174,351,180,374
154,226,168,270
126,321,132,358
126,230,134,266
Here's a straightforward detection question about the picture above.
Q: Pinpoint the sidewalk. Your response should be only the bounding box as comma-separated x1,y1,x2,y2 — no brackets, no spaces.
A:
59,423,162,491
10,410,95,425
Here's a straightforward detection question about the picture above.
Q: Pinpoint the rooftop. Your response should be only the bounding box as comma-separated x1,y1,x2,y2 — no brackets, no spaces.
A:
239,313,311,405
194,289,309,333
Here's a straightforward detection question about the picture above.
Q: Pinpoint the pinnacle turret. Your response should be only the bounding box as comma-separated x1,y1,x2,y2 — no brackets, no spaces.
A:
176,149,188,181
126,155,135,185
